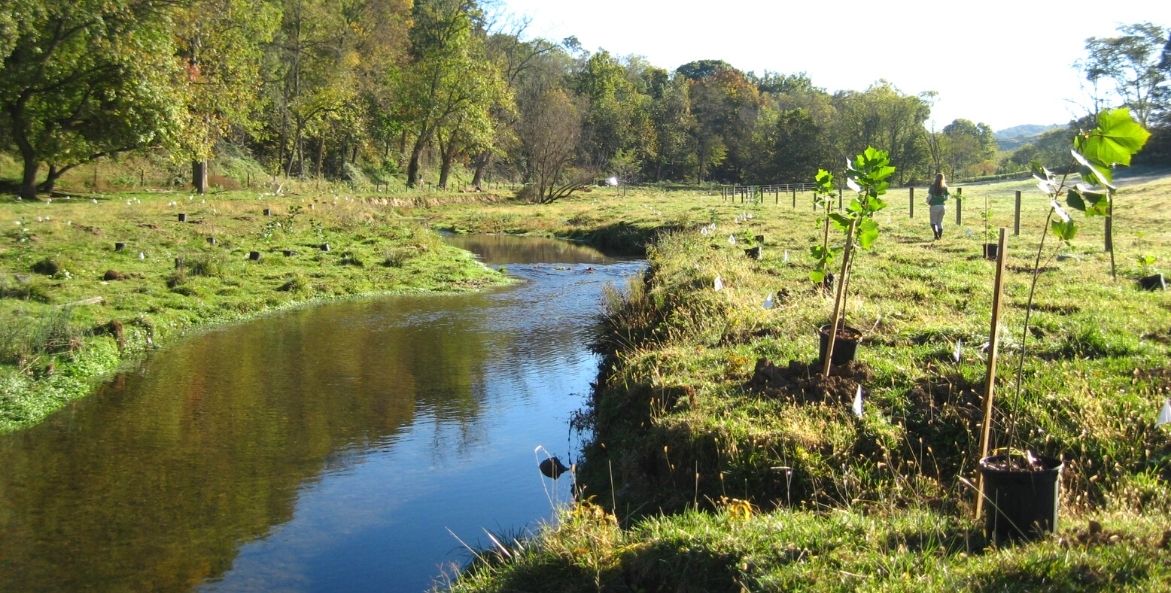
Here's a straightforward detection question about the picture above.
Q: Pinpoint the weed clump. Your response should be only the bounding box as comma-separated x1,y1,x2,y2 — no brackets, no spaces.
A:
0,308,80,365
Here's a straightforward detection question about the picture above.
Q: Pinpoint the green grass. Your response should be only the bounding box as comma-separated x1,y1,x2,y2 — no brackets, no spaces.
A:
414,175,1171,592
4,172,1170,590
445,504,1171,593
0,189,510,431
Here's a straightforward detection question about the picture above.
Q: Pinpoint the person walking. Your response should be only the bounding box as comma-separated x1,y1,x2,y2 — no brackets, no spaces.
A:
927,173,950,240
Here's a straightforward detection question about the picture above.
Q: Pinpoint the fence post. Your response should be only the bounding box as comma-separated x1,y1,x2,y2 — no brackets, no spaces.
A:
792,188,797,208
909,187,914,218
1014,190,1021,236
955,187,962,226
838,187,843,210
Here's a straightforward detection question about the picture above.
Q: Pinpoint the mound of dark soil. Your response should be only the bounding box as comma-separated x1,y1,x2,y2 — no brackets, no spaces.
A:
747,358,872,404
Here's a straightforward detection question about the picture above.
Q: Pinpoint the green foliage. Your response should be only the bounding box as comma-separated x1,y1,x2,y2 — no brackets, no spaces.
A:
809,147,893,284
1006,108,1151,454
0,0,186,197
1136,253,1158,274
0,307,78,365
1034,109,1150,239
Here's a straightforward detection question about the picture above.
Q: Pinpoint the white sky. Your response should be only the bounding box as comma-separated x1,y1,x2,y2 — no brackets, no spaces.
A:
493,0,1171,131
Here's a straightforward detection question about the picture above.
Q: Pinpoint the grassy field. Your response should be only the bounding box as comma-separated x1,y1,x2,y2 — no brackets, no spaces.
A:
3,170,1170,590
0,188,511,431
405,175,1171,591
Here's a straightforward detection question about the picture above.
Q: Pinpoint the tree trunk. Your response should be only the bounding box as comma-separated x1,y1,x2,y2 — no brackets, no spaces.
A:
407,135,426,188
19,153,39,200
437,138,457,189
192,160,208,194
471,151,490,189
316,136,325,180
37,164,59,195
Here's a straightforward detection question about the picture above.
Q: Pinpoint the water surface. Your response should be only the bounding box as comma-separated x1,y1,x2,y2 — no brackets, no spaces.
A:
0,235,641,593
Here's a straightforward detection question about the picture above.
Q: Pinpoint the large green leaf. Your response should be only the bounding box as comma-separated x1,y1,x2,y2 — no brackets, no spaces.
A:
857,218,879,249
829,212,852,232
1075,108,1151,168
1067,186,1111,217
815,168,835,194
1071,149,1114,187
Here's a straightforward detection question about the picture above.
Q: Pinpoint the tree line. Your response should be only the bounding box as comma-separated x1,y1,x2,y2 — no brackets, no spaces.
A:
1,1,1167,202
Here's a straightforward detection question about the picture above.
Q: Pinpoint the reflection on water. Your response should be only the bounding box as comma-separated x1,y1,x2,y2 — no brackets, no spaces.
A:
444,233,616,265
0,236,643,593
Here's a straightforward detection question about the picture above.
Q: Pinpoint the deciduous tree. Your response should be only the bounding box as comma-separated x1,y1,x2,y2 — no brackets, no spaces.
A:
1080,22,1169,128
0,0,184,199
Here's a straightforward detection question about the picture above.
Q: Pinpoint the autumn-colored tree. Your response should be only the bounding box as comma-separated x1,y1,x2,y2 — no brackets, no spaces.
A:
831,81,931,184
678,61,761,182
174,0,280,193
399,0,503,188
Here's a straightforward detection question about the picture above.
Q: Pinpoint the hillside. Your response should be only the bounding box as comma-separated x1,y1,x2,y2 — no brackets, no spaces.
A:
995,123,1062,151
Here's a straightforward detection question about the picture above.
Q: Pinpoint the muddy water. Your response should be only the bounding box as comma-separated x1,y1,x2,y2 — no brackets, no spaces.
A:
0,235,642,593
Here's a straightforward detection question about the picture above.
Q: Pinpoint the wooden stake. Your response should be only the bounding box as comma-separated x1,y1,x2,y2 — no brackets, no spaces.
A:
975,228,1009,519
822,219,857,378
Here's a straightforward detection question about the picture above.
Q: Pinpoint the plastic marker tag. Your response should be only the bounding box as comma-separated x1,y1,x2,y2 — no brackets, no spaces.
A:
713,275,724,291
1158,400,1171,427
851,385,863,418
953,339,963,363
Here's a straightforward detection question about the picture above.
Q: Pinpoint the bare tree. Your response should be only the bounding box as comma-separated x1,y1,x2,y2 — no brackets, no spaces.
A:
517,88,588,203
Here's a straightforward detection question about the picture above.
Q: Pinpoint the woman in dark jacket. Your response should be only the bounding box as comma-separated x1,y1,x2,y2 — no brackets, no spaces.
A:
927,172,950,240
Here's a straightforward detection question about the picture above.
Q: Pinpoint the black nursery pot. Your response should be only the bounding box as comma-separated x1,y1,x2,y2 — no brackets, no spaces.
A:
818,323,861,365
983,243,999,260
979,454,1063,543
1139,273,1165,291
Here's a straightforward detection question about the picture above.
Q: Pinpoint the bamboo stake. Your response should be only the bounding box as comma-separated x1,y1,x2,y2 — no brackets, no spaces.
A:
975,228,1009,519
822,219,857,378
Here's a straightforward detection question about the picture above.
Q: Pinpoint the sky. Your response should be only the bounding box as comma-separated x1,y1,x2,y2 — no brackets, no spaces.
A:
492,0,1171,132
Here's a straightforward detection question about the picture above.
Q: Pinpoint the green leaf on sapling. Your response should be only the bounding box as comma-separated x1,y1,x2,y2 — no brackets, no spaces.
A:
815,169,835,194
1071,149,1115,188
1051,219,1078,243
1067,185,1111,217
829,212,852,231
857,218,879,249
809,269,826,283
1075,108,1151,168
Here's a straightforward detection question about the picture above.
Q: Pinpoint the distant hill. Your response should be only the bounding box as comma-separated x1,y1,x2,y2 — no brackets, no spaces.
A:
995,124,1061,151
